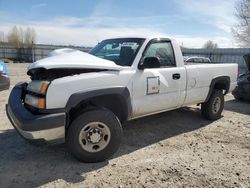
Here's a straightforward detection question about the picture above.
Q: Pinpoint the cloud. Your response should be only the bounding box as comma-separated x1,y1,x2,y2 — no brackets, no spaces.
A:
90,0,115,17
0,0,238,49
0,18,165,46
0,0,239,47
173,35,234,48
178,0,237,33
32,25,165,46
27,15,175,29
0,17,235,48
31,3,47,10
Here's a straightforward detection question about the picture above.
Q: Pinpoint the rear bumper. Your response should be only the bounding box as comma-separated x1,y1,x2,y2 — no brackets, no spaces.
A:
6,83,66,144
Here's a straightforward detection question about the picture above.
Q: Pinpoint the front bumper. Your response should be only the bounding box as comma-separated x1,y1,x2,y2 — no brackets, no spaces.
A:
232,85,250,101
6,83,66,144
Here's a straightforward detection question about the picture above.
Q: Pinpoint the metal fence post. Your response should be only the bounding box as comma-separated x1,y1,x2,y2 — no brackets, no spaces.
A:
32,41,35,63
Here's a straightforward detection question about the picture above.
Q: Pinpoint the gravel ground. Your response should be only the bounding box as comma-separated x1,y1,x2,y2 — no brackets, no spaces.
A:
0,63,249,188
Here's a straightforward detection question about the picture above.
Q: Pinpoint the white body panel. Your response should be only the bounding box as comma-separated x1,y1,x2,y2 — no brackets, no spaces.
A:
46,70,134,109
29,36,238,120
183,63,237,105
132,67,186,117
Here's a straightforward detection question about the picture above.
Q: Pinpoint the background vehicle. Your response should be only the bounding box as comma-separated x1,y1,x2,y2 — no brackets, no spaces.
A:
0,61,10,91
183,56,211,63
7,36,238,162
184,56,211,64
232,54,250,101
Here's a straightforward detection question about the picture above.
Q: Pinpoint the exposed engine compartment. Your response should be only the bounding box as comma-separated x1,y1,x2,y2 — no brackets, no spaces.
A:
27,68,107,81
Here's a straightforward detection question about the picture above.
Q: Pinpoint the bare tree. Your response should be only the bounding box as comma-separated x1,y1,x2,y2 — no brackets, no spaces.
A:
24,27,36,47
232,0,250,47
7,26,21,47
0,31,5,43
7,26,36,47
19,27,24,45
203,40,218,49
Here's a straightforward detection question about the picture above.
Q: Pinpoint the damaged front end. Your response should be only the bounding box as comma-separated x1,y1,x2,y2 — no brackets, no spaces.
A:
27,49,123,80
24,49,123,113
7,48,124,145
27,67,107,81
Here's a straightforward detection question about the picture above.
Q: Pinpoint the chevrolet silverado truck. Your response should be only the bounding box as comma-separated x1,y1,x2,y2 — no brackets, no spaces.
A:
6,36,238,162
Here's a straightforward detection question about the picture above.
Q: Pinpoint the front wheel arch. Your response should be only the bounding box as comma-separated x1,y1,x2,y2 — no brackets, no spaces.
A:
65,87,132,128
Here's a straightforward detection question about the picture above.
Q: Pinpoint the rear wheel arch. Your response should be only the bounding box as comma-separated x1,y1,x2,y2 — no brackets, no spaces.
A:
205,76,230,102
65,87,132,128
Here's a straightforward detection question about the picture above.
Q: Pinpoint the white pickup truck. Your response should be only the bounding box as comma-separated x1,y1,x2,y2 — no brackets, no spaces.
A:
7,36,238,162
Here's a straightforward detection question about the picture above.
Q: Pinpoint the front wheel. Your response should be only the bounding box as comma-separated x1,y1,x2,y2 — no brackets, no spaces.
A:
201,89,224,120
66,109,123,162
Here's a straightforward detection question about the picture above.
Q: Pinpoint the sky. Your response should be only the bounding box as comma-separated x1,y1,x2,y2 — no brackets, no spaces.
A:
0,0,238,48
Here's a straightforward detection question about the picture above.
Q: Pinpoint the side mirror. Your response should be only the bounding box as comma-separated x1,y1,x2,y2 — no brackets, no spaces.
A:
138,57,161,70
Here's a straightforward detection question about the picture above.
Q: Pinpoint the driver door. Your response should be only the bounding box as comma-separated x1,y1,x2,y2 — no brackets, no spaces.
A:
132,39,186,118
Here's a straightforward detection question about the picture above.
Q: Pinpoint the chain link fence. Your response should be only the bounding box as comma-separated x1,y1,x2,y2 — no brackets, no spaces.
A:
0,44,249,74
182,48,250,74
0,44,90,62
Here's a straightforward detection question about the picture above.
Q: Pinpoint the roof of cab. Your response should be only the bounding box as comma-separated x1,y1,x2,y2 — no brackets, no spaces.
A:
102,35,172,41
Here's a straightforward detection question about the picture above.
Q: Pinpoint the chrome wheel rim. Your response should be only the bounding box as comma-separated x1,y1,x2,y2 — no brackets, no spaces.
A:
79,122,111,153
212,97,221,114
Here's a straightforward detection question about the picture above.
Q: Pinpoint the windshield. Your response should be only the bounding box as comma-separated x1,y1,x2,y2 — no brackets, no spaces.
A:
89,38,145,66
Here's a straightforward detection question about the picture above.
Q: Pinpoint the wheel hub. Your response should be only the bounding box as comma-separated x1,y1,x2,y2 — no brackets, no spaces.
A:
87,128,103,144
212,97,221,113
79,122,111,153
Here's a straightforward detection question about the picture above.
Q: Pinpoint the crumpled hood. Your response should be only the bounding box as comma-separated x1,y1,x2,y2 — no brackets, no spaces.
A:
28,50,124,71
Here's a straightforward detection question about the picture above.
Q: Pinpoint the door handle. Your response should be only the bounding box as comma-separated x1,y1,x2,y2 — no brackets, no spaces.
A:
172,73,181,80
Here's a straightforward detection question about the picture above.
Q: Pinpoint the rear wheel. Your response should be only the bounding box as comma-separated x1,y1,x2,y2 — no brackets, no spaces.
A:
66,109,122,162
201,89,224,120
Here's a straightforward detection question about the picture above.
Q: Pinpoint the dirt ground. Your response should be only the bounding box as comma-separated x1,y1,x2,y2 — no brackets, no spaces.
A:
0,63,249,188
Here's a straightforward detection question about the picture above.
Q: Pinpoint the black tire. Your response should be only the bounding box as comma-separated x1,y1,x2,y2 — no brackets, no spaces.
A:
232,88,243,101
201,89,224,120
234,95,243,101
66,109,122,162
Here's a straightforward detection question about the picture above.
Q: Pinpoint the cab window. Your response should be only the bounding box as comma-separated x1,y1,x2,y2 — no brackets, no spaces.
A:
144,41,176,67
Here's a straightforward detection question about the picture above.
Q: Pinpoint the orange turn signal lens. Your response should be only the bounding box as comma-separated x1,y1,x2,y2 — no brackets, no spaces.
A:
40,82,49,94
38,98,46,109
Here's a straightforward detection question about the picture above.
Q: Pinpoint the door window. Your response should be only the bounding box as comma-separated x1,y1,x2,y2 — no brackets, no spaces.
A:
144,41,176,67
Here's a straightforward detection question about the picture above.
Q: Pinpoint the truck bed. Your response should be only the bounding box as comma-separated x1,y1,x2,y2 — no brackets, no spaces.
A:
183,63,238,106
